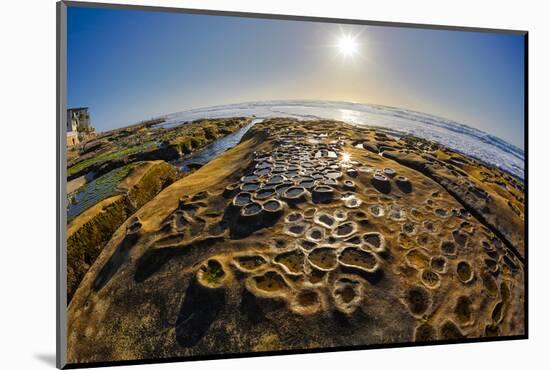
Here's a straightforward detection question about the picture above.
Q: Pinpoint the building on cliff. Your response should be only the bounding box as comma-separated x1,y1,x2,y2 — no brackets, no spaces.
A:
67,107,95,147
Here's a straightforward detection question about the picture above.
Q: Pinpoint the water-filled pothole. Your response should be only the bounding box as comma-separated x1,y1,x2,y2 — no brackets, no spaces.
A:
308,247,338,270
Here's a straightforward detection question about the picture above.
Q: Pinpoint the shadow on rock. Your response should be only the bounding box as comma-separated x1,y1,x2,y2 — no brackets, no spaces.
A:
92,231,139,292
175,278,226,348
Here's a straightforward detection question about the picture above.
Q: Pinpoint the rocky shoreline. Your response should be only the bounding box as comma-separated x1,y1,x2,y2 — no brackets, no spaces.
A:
66,117,525,364
66,117,252,300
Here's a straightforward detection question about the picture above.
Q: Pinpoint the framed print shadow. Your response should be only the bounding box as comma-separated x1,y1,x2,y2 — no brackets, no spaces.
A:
56,1,528,368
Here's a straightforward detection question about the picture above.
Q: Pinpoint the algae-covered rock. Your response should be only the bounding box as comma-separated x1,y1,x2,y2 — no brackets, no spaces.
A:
67,117,250,180
66,160,179,301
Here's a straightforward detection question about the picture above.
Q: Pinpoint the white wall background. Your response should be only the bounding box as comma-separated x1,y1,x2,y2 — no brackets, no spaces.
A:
0,0,546,368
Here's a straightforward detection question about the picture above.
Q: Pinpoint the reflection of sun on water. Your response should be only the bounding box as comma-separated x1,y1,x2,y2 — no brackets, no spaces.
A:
339,109,360,124
341,152,351,163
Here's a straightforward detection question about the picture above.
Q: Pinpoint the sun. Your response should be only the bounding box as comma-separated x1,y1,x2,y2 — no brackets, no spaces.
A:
337,34,359,57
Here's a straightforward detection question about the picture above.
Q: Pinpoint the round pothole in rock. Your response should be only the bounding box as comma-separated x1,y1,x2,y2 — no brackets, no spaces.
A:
503,254,519,272
308,246,338,270
416,233,433,247
255,188,275,200
306,266,327,284
285,211,304,223
491,301,505,324
343,180,356,191
335,285,357,304
383,167,396,177
252,270,289,293
414,323,436,342
456,260,474,283
420,269,441,289
352,210,368,221
408,208,423,221
312,185,334,203
439,320,464,340
272,166,286,174
346,168,358,178
397,232,416,250
430,256,448,273
440,240,457,256
404,286,432,316
484,258,499,273
482,240,495,252
326,171,342,179
223,182,240,197
197,259,227,288
485,323,500,337
284,222,310,238
343,194,362,208
333,221,358,238
291,289,322,315
362,232,385,253
358,165,373,173
423,220,441,234
321,178,338,186
452,230,468,246
455,296,473,324
267,174,286,185
333,209,348,222
339,246,379,272
485,250,499,261
306,226,325,242
241,174,260,183
241,202,263,217
127,218,142,234
402,222,416,235
500,282,511,303
263,199,283,213
298,177,315,189
234,255,267,271
303,207,317,219
254,167,271,177
255,161,272,170
233,192,252,207
275,249,305,274
388,204,406,221
241,182,260,192
372,172,391,193
284,186,307,202
333,277,364,314
481,270,498,297
299,239,318,251
275,182,292,195
395,175,412,193
368,204,385,218
434,208,449,218
314,212,336,229
312,172,325,180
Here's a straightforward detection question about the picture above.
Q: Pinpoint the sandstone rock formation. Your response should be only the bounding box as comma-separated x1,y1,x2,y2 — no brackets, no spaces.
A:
67,118,525,364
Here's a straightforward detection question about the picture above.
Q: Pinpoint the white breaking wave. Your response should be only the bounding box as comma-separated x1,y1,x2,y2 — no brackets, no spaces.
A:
160,100,525,180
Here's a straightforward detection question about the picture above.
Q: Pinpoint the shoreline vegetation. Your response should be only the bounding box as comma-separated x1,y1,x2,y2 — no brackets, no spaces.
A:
67,117,524,364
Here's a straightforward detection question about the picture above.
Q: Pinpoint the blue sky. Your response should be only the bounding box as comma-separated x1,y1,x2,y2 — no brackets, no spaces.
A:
67,6,525,148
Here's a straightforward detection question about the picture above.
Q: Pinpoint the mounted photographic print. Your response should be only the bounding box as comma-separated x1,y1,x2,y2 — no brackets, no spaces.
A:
57,1,527,368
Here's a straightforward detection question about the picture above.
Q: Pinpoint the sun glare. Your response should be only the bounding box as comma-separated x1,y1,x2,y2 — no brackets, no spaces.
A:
338,34,359,57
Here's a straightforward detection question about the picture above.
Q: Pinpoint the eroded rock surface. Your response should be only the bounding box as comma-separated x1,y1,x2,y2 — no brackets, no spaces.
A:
67,118,525,364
